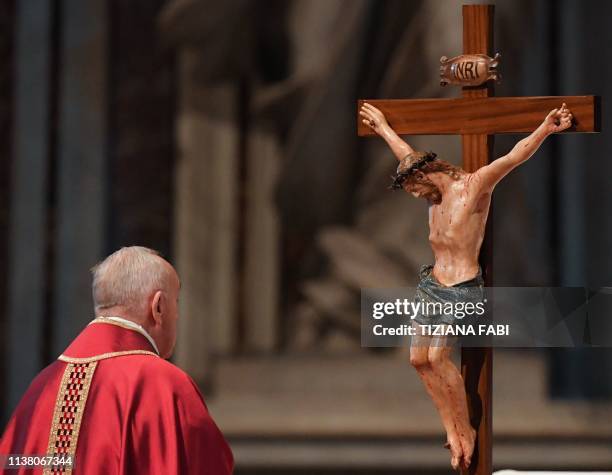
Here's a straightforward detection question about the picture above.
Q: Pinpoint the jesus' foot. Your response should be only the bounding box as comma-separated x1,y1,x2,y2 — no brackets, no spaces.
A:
444,436,464,471
458,426,477,469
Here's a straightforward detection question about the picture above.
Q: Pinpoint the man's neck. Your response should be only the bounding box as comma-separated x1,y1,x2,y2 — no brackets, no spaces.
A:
97,307,143,325
96,307,156,344
94,311,160,355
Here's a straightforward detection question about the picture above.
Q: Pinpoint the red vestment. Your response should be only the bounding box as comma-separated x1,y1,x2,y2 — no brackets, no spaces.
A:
0,320,234,474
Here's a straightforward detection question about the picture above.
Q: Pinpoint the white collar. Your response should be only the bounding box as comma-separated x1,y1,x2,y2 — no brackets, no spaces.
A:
92,315,160,356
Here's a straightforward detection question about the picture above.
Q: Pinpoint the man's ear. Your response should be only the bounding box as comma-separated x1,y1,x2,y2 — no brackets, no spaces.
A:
151,290,164,325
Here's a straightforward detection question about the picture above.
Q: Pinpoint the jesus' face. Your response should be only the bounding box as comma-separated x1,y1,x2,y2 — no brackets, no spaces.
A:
403,171,442,204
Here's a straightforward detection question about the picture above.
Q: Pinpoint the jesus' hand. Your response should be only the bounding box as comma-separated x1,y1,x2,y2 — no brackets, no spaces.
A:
359,102,390,136
543,103,573,134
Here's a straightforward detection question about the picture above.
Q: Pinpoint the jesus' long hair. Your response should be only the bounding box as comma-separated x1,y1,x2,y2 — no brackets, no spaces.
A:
406,160,465,204
419,159,464,180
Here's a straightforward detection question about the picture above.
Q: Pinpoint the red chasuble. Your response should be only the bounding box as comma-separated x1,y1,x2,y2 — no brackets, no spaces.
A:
0,320,234,474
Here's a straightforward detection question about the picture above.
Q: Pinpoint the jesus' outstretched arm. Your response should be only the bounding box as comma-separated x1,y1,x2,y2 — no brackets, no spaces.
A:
475,103,573,189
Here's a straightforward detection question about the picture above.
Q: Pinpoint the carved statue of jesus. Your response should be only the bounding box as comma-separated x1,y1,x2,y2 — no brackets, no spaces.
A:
360,102,573,471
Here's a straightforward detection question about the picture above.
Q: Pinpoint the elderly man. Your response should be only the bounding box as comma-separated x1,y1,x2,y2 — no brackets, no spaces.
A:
0,247,233,474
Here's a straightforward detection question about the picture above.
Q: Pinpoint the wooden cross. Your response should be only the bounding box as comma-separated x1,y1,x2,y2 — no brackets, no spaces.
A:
357,5,600,474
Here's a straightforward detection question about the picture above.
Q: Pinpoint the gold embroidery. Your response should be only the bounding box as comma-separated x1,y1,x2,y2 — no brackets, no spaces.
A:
58,349,158,364
44,361,98,474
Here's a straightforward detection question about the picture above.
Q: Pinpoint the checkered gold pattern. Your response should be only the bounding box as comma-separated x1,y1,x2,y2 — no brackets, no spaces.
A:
43,361,97,474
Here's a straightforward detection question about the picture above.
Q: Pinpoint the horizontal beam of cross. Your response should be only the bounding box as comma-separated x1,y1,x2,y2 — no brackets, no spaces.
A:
357,96,600,136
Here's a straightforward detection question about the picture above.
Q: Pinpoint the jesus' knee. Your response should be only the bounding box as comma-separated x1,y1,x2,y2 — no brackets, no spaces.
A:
409,347,430,371
427,346,453,373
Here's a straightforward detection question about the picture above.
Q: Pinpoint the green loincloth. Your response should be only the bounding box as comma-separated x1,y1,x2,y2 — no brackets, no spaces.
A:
412,264,486,326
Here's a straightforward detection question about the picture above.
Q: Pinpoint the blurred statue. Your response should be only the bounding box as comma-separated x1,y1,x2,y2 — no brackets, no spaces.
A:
360,101,573,470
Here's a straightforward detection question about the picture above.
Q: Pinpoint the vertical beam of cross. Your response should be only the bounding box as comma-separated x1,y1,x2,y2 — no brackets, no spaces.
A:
460,5,494,475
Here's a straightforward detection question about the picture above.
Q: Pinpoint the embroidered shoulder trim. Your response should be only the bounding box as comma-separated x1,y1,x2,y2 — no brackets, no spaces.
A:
44,361,97,474
58,350,159,364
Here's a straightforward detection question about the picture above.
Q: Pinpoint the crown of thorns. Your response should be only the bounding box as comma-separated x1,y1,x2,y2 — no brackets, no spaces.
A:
389,151,438,190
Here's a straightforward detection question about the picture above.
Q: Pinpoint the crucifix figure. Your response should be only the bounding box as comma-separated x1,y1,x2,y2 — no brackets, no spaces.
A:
357,4,599,474
361,101,571,470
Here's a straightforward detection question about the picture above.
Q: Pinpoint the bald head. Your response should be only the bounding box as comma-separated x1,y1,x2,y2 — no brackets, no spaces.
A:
91,246,176,315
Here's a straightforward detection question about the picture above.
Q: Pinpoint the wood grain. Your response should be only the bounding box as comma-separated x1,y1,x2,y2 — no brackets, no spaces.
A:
357,96,600,136
461,5,494,475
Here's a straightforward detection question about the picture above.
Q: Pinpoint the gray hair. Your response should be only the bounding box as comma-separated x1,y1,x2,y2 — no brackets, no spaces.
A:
91,246,171,314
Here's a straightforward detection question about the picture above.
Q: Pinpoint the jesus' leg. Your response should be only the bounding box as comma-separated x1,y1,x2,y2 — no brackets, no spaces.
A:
427,333,476,470
409,323,475,470
410,325,463,469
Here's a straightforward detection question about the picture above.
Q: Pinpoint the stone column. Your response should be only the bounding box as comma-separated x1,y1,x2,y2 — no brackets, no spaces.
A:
243,125,281,351
173,50,239,382
0,0,15,419
6,0,52,413
52,0,108,354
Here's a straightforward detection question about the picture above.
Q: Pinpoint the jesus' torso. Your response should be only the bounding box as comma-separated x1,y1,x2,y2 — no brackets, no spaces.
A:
427,172,491,286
